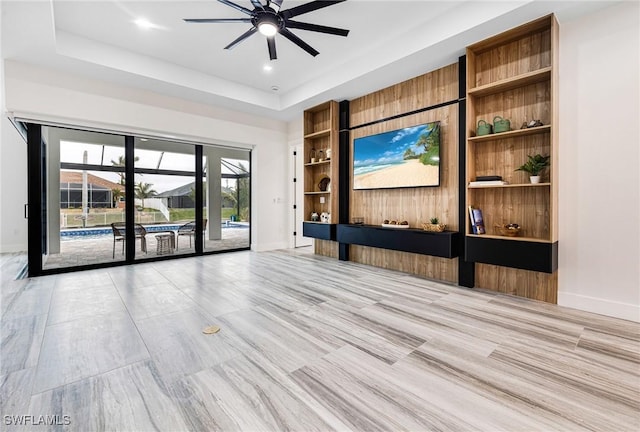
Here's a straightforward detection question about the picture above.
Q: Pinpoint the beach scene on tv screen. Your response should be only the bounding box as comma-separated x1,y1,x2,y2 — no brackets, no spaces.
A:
353,122,440,189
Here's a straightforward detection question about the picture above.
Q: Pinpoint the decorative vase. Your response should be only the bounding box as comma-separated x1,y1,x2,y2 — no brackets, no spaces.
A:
530,175,541,184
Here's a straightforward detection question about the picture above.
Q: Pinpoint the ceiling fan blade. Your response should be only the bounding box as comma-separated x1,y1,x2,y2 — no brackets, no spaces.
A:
267,37,277,60
224,27,258,50
282,0,345,20
269,0,284,12
184,18,252,23
250,0,264,10
286,20,349,36
217,0,254,16
280,28,319,57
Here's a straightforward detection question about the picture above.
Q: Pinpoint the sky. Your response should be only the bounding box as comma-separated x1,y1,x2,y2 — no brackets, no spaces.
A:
353,123,433,168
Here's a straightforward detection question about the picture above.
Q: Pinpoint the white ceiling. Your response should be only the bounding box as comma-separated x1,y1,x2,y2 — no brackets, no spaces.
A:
1,0,616,121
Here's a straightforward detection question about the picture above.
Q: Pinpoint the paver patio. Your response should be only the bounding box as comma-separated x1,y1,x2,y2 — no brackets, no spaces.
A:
43,226,250,269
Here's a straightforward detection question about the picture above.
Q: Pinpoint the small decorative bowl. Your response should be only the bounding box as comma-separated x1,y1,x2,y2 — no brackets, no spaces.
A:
496,223,520,237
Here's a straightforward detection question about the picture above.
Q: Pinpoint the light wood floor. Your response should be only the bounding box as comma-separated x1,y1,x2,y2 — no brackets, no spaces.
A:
1,248,639,431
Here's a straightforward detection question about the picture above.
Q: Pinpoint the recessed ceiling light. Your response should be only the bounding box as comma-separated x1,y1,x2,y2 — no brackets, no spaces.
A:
263,64,273,72
271,86,279,92
140,138,148,142
134,18,155,30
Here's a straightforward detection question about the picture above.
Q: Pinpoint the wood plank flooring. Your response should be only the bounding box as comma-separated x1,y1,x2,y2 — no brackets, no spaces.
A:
1,248,639,431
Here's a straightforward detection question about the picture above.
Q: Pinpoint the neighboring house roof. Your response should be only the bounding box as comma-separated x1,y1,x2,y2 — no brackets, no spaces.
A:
156,182,235,198
60,171,123,191
156,181,196,198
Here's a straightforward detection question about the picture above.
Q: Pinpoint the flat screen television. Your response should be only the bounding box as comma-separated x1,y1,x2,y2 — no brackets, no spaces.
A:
353,121,440,190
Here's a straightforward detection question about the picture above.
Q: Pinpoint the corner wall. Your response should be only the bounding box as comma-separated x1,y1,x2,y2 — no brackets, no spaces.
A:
558,1,640,322
0,6,28,253
3,61,290,253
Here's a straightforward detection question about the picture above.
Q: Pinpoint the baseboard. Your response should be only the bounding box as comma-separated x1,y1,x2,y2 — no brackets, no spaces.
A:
558,292,640,322
252,241,289,252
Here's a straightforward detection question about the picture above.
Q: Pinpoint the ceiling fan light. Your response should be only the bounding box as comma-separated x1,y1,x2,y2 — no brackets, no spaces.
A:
258,22,278,36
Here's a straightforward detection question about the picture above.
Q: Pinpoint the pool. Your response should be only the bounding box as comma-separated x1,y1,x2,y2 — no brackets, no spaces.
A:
60,223,248,241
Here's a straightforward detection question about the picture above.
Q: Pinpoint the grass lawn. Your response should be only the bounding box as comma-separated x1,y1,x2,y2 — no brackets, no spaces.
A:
221,208,236,219
169,208,236,222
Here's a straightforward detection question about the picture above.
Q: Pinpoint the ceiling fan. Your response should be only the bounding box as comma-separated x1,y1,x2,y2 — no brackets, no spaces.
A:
184,0,350,60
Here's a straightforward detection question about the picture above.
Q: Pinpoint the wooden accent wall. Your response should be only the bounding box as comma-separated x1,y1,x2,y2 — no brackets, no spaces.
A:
476,264,558,303
315,239,338,258
349,63,459,283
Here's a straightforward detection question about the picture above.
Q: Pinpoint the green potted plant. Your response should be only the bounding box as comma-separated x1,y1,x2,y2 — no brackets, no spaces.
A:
515,154,550,184
423,217,446,232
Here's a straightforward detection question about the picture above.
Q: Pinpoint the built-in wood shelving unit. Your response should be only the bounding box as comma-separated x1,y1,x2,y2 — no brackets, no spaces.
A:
302,101,339,243
465,14,559,300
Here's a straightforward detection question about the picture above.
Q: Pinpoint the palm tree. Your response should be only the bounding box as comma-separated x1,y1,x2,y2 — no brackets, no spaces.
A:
111,188,124,208
110,155,140,185
135,182,157,209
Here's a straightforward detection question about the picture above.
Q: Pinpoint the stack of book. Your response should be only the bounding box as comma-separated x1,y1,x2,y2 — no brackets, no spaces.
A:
469,175,508,187
468,206,486,234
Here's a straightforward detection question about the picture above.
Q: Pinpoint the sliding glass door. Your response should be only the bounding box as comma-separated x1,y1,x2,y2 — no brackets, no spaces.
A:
41,126,127,270
133,138,197,260
200,147,251,253
26,122,251,276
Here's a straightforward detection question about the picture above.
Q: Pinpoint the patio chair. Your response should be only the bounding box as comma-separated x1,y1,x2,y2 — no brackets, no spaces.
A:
176,219,207,250
111,223,147,258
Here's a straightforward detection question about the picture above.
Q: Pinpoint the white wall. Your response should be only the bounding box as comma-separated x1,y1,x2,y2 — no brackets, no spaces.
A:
3,61,290,253
558,1,640,322
0,5,28,253
287,117,311,248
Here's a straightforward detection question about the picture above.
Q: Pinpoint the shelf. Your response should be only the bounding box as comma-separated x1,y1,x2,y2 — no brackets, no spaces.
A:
337,224,459,259
468,67,551,98
304,160,331,167
303,222,336,241
466,233,551,243
468,183,551,189
304,129,331,139
304,191,331,195
466,235,558,273
468,125,551,142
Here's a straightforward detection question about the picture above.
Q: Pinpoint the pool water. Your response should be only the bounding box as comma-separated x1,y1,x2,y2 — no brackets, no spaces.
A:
61,223,248,242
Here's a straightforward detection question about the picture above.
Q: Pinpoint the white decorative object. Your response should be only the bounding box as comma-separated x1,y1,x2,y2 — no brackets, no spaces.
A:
382,223,410,229
320,212,330,223
530,175,541,184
